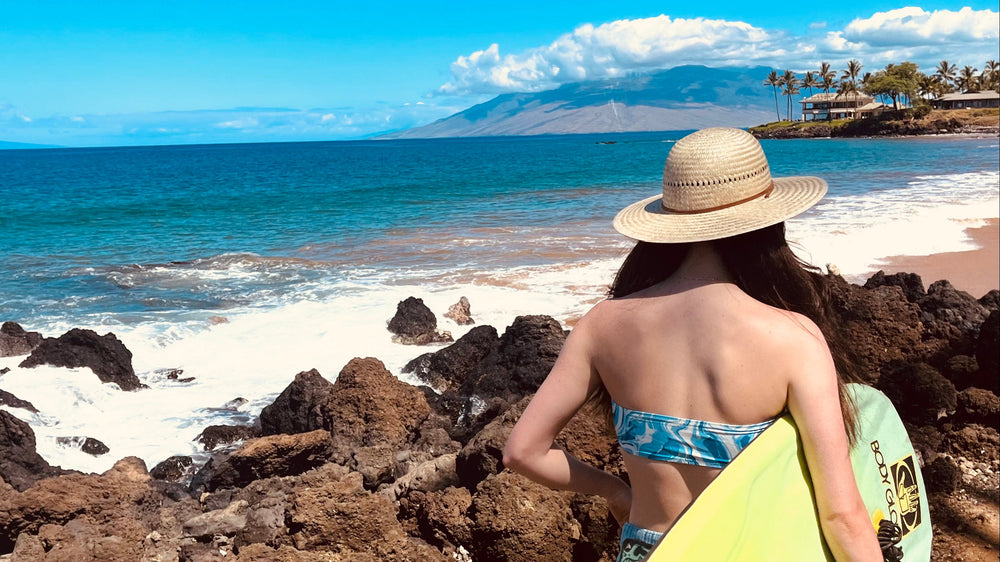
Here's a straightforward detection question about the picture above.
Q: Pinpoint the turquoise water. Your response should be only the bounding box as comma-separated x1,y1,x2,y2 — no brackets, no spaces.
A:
0,132,997,473
2,132,997,325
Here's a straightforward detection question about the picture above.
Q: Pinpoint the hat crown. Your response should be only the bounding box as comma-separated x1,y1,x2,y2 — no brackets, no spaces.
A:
661,128,772,213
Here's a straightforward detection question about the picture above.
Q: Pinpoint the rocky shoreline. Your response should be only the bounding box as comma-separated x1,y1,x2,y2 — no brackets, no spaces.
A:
750,109,1000,139
1,272,998,561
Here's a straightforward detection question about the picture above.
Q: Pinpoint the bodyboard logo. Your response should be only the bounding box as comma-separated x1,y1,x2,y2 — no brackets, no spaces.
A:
870,440,923,538
890,455,922,535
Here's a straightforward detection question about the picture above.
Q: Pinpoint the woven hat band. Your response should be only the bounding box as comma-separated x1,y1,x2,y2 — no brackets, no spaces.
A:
661,181,775,215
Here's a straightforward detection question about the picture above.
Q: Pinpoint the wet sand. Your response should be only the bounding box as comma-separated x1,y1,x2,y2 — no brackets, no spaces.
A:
876,219,999,298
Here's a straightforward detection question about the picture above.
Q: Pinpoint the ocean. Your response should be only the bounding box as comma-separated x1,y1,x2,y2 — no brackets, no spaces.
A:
1,131,998,474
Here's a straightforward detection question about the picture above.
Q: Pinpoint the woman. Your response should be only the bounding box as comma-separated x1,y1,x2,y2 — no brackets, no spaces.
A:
503,128,882,561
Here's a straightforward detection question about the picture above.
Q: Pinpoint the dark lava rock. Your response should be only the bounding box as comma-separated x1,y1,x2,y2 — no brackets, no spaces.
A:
403,325,500,391
979,289,999,311
923,455,961,494
0,389,38,413
955,388,1000,427
387,297,453,345
259,368,335,436
0,410,68,491
196,424,257,450
55,436,110,456
974,310,999,393
863,271,926,303
19,328,142,391
917,280,989,355
825,277,922,382
461,315,566,400
82,437,110,456
941,355,980,390
150,455,194,482
388,297,437,338
0,322,43,357
876,361,957,425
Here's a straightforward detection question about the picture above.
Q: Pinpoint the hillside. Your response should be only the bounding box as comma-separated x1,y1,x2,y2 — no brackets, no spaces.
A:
384,66,778,138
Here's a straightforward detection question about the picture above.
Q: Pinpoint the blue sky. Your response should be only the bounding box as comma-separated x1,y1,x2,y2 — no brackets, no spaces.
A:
2,1,997,147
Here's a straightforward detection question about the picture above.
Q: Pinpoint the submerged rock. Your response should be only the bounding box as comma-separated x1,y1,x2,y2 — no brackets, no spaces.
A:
150,455,194,482
19,328,142,391
0,389,38,413
196,424,257,450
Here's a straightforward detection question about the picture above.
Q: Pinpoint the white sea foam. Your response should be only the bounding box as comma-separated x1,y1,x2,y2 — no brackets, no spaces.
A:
789,170,999,282
0,260,616,474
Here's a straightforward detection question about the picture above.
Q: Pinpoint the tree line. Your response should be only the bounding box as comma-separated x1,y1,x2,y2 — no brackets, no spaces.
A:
763,59,1000,122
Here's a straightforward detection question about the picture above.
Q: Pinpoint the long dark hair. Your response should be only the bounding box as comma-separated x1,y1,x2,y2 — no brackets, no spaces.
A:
591,222,861,444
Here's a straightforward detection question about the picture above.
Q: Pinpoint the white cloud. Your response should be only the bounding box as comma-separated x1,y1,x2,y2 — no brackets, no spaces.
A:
439,8,1000,95
439,16,777,95
843,7,999,45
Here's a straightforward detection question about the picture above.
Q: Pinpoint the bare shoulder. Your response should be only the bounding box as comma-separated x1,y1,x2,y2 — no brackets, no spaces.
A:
763,307,833,367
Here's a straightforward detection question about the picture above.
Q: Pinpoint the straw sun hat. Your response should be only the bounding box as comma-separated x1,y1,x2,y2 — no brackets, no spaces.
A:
613,127,827,243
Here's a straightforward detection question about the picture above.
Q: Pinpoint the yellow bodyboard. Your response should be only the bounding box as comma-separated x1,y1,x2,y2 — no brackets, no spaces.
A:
647,384,931,561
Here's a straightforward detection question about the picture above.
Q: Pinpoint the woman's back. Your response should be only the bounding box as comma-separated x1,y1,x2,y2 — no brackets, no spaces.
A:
585,273,827,531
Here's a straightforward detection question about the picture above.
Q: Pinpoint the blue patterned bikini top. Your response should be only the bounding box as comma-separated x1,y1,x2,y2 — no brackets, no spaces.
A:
611,401,776,469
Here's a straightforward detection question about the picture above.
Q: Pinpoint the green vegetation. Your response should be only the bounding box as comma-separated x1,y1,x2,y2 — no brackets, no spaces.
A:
759,58,1000,123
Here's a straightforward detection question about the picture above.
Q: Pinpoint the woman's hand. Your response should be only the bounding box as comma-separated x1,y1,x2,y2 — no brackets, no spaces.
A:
607,480,633,526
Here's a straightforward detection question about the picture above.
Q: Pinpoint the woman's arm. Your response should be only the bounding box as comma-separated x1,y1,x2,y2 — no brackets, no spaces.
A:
503,312,632,524
786,323,882,561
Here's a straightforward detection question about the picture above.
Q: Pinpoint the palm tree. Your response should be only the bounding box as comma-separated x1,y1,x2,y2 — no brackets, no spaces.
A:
818,62,836,87
802,71,819,97
935,60,957,91
957,65,979,92
781,70,799,121
764,70,783,121
917,74,941,100
783,80,801,121
982,60,999,92
820,74,836,95
841,59,863,89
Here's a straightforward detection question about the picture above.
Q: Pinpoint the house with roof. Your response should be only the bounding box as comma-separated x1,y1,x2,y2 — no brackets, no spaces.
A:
799,92,884,121
932,92,1000,110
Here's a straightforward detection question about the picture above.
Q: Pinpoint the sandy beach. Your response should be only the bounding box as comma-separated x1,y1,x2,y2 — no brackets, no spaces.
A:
876,218,999,298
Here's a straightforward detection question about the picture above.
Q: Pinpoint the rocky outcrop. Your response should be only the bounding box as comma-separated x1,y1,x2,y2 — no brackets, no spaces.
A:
0,322,43,357
825,276,923,381
18,328,142,391
0,410,69,492
917,280,989,356
206,430,334,491
387,297,453,345
405,314,566,402
2,269,997,561
404,325,499,391
259,369,335,436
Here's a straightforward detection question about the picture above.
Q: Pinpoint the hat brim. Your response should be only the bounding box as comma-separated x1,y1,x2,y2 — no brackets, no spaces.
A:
613,176,827,243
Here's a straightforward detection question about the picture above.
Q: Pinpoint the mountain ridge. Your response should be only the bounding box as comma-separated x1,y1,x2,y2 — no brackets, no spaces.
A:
383,65,781,139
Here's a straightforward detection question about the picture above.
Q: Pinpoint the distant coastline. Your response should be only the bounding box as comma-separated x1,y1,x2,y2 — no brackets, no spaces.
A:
750,108,999,139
